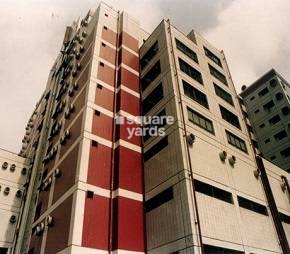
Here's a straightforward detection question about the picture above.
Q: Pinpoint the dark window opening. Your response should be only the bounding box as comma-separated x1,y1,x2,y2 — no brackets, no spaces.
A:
34,202,42,222
142,83,163,114
195,180,233,204
238,196,268,216
269,114,281,125
209,64,227,86
276,92,284,101
144,136,168,161
259,123,265,128
220,105,240,129
250,96,255,101
87,190,94,199
204,245,244,254
274,130,287,141
281,106,290,116
141,41,159,70
270,155,276,160
214,84,234,106
179,58,203,84
258,87,269,97
141,61,161,91
263,100,275,111
264,138,270,144
176,38,198,63
145,187,173,212
183,80,208,108
279,213,290,224
280,147,290,158
204,47,222,67
187,107,214,134
254,109,260,114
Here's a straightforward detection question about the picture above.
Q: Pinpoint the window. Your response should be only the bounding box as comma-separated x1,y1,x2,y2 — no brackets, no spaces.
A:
258,87,269,97
220,105,240,129
144,136,168,161
204,245,244,254
268,114,281,125
141,61,161,91
270,79,278,87
208,64,227,86
176,38,198,63
274,130,287,141
204,47,222,67
195,180,233,204
263,100,275,111
145,187,173,212
226,130,247,153
250,96,255,101
141,41,159,70
264,138,270,144
280,147,290,158
179,58,203,84
276,92,284,101
142,83,163,114
214,84,234,106
254,109,260,114
238,196,268,216
34,202,42,221
183,80,208,108
270,155,276,160
281,106,290,116
279,213,290,224
187,107,214,134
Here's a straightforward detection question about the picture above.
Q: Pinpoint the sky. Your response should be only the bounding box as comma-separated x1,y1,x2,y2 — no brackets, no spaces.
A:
0,0,289,153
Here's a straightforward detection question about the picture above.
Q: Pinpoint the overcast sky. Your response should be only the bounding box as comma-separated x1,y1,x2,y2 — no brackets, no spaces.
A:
0,0,289,153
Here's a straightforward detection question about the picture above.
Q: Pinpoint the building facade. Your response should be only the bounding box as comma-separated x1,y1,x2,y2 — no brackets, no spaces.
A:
140,21,290,253
0,149,29,254
6,3,290,254
14,3,148,254
240,69,290,173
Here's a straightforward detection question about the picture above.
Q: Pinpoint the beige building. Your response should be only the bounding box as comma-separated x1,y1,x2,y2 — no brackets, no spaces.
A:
0,149,29,254
140,20,290,253
240,69,290,173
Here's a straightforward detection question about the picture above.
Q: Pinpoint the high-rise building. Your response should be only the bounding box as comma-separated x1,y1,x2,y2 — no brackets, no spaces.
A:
7,3,290,254
240,69,290,173
14,3,148,254
0,148,29,254
140,21,290,253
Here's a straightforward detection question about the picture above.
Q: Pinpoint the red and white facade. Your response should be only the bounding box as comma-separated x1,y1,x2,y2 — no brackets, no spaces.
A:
16,3,148,254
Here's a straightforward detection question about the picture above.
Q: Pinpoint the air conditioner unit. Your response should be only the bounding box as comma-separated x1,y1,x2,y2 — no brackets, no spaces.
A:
2,162,8,169
64,110,70,119
68,87,74,97
219,151,227,161
65,130,70,138
10,164,16,172
228,155,236,166
54,168,61,178
186,133,195,146
36,222,45,235
78,38,84,44
69,104,75,113
46,215,54,226
16,190,22,198
76,63,81,70
80,46,85,53
21,168,27,175
10,215,17,224
73,82,78,90
72,70,77,77
75,52,81,60
281,182,287,192
82,31,87,37
4,187,10,195
60,135,66,145
253,169,260,179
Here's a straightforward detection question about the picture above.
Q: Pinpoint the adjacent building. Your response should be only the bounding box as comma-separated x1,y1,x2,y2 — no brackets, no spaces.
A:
14,3,148,254
0,149,29,254
3,3,290,254
140,21,290,253
240,69,290,173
